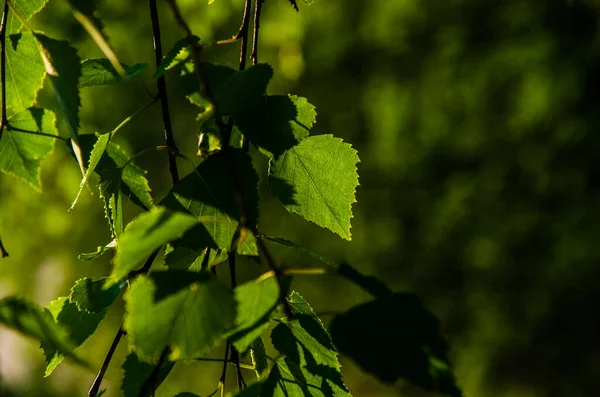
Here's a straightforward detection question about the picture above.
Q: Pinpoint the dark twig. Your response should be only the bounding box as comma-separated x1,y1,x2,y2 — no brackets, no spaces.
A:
88,327,124,397
238,0,252,70
251,0,264,65
219,343,230,389
149,0,179,184
139,348,169,396
227,254,245,389
0,235,8,258
0,0,9,140
8,126,68,140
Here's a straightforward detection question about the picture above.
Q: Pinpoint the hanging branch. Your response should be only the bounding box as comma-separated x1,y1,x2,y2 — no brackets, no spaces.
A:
149,0,180,184
88,327,124,397
238,0,252,70
0,0,9,140
251,0,264,65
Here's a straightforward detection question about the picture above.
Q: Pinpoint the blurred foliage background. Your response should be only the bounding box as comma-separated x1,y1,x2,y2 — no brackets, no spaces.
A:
1,0,600,396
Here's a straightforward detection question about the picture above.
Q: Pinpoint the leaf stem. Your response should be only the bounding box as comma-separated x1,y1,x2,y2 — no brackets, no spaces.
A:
251,0,264,65
88,327,124,397
238,0,252,71
7,126,68,141
0,0,9,140
149,0,180,184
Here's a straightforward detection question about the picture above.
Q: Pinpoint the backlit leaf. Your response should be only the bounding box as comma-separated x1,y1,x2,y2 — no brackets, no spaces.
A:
7,0,48,33
110,207,199,284
124,271,236,362
0,108,56,189
269,135,359,240
154,36,201,78
5,33,46,116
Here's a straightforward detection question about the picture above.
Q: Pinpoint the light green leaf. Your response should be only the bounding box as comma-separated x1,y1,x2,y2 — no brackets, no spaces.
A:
0,297,88,371
269,135,360,240
154,36,201,78
124,271,236,362
234,95,316,158
42,297,105,376
122,353,174,397
8,0,48,33
69,277,121,313
0,108,57,189
269,292,351,396
70,133,110,209
329,293,462,396
161,150,259,255
251,337,268,379
34,34,85,175
78,239,116,261
229,277,279,353
5,33,46,116
110,207,199,284
72,134,154,218
80,58,149,87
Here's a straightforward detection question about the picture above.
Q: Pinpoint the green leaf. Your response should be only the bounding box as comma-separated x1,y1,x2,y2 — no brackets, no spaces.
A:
78,239,116,261
69,277,121,313
161,150,259,255
154,36,201,78
42,277,120,375
216,64,273,114
179,62,235,109
164,244,227,272
0,297,88,370
329,293,462,397
228,276,279,353
172,394,201,397
8,0,48,33
261,357,351,397
109,207,199,284
5,33,46,116
0,108,56,189
269,135,359,240
122,353,174,397
72,134,154,214
124,271,236,362
227,382,263,397
80,58,149,87
270,292,351,396
260,235,337,268
42,297,105,376
251,337,269,379
34,34,85,175
234,95,316,158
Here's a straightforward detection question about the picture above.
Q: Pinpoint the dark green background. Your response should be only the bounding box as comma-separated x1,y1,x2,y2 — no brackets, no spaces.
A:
1,0,599,396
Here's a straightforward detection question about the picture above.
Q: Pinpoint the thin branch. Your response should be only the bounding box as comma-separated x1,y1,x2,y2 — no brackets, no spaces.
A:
111,97,158,137
139,347,169,396
218,343,230,392
238,0,252,71
251,0,264,65
0,0,9,140
8,126,68,141
149,0,180,184
88,327,124,397
0,235,8,258
227,254,245,389
215,0,252,45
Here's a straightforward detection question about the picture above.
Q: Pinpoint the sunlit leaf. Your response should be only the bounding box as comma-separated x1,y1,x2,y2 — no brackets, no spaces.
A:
5,33,46,116
69,277,121,313
78,239,116,261
251,337,269,379
124,271,236,362
109,207,199,284
269,135,360,240
0,108,56,189
7,0,48,33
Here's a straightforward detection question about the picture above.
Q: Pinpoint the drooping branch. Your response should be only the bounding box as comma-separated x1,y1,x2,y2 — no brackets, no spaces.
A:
0,235,8,258
149,0,180,184
88,327,124,397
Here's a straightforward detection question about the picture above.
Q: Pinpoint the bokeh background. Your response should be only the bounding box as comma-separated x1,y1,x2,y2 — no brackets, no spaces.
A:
1,0,600,396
